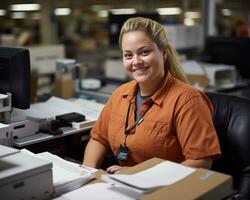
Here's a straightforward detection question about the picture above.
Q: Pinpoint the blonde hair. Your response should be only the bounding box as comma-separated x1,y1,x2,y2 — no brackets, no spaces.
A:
119,17,188,83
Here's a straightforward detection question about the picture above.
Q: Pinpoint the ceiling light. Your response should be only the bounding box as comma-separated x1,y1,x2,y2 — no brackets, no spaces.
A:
0,9,6,16
55,8,71,16
156,7,181,15
221,9,231,16
110,8,136,15
10,4,40,11
185,12,200,19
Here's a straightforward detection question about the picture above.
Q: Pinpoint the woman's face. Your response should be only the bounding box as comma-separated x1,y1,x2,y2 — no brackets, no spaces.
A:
121,31,165,86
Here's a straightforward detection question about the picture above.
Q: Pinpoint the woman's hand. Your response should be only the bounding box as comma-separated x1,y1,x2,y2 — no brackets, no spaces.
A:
106,165,129,174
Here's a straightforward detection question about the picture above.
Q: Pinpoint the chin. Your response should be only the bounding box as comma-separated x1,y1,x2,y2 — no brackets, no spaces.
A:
134,77,149,84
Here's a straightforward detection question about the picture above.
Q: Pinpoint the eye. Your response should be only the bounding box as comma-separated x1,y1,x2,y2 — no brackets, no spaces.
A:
141,49,151,56
123,53,133,60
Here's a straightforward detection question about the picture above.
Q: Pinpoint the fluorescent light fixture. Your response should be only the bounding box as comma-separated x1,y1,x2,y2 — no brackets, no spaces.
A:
0,9,6,16
185,11,200,19
55,8,71,16
221,9,231,16
10,4,40,11
97,10,108,17
11,12,25,19
156,7,181,15
110,8,136,15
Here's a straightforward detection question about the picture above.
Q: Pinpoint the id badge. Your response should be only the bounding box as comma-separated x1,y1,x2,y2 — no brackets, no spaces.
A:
116,144,130,161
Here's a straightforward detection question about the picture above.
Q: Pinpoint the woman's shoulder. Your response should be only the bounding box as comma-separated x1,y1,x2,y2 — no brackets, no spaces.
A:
112,80,136,96
169,76,207,100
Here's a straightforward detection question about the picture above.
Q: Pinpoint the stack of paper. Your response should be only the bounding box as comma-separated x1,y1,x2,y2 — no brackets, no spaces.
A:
21,149,97,197
103,161,196,191
54,161,196,200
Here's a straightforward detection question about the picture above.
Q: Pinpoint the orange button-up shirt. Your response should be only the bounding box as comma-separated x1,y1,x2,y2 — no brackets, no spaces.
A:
90,73,221,166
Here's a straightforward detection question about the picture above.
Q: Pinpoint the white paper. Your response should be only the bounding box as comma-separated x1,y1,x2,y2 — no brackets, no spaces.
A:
101,174,145,194
54,183,140,200
20,149,97,196
14,96,104,121
72,98,105,120
109,161,196,190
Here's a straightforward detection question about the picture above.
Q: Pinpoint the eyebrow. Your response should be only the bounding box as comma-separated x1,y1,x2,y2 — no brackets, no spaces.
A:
122,45,153,53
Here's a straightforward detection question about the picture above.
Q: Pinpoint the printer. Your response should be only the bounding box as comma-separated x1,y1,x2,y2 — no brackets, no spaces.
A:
202,63,237,87
0,145,53,200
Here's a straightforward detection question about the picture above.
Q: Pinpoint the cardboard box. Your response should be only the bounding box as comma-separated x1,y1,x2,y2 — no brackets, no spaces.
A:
120,158,234,200
186,74,209,88
55,79,74,99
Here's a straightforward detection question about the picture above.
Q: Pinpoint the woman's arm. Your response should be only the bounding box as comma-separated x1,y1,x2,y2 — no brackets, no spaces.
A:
106,157,212,174
82,138,107,168
181,157,213,169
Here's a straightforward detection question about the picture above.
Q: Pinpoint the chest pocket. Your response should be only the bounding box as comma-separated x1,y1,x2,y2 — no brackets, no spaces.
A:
139,120,176,149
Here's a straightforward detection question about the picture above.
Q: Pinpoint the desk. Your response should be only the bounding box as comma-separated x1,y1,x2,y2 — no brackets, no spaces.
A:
13,126,92,161
11,96,104,160
13,126,91,148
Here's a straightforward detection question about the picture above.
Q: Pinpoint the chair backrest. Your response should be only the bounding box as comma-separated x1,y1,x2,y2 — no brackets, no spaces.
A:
206,92,250,199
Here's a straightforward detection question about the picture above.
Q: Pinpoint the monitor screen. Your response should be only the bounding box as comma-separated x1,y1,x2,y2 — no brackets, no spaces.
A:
0,47,30,109
203,36,250,79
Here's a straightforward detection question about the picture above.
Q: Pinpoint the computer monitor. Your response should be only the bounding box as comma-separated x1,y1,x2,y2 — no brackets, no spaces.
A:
203,36,250,79
0,47,30,109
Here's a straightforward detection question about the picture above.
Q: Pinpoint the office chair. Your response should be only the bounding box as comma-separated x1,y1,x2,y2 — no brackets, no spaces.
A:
205,92,250,199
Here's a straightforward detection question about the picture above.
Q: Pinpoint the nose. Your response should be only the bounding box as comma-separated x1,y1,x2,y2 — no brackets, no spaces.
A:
132,55,142,66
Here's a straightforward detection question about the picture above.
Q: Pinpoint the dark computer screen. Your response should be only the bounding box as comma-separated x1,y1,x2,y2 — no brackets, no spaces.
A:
202,36,250,79
108,12,160,46
0,47,30,109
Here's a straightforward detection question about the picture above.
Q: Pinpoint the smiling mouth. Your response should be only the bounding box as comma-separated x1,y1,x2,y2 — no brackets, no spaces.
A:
132,67,149,72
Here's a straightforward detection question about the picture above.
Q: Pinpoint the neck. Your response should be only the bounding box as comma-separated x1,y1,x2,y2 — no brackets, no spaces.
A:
139,75,165,96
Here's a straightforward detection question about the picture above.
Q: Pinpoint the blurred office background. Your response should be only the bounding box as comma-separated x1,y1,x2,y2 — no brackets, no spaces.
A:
0,0,250,101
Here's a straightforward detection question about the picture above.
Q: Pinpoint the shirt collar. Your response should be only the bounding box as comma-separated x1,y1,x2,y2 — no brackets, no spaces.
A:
122,72,173,106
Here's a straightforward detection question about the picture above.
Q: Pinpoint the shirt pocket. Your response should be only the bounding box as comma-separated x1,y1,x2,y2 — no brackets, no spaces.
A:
141,120,176,149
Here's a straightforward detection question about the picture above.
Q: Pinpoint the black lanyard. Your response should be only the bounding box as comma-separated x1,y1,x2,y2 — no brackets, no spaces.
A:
123,101,153,145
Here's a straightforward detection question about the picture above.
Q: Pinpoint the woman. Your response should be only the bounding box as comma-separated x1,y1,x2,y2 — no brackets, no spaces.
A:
83,17,221,174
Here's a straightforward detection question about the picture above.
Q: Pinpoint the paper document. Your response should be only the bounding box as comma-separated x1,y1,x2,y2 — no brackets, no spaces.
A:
21,149,97,197
54,182,140,200
108,161,196,190
14,96,104,121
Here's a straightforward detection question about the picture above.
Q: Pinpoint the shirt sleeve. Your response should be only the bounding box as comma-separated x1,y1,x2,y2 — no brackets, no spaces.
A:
90,98,112,149
175,91,221,160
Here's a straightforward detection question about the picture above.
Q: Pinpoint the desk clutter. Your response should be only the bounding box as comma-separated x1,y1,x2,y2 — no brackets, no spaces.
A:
0,96,105,147
0,145,97,200
54,158,234,200
0,145,234,200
